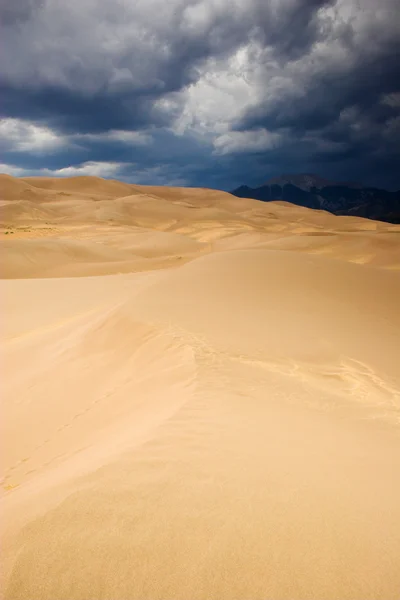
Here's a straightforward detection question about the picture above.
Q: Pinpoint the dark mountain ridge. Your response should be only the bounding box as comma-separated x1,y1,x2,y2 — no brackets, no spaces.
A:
231,174,400,223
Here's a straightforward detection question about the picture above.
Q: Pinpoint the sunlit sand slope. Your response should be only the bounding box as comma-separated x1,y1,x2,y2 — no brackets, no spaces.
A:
1,174,400,600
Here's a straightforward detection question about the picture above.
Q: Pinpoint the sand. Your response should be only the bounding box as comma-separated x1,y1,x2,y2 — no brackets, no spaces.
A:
1,173,400,599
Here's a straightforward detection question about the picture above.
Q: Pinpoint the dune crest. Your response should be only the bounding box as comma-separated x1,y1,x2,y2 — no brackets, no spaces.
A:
1,175,400,599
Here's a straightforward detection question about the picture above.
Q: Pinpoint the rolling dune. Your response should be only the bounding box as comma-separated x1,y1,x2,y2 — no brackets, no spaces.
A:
1,174,400,599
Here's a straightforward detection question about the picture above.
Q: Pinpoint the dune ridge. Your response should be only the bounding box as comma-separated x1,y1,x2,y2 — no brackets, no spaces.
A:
1,174,400,599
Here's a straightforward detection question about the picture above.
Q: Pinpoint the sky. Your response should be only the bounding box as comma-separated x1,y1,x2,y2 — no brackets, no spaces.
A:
1,0,399,190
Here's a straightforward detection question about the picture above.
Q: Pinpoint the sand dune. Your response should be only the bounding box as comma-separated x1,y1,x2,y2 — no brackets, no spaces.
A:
1,175,400,599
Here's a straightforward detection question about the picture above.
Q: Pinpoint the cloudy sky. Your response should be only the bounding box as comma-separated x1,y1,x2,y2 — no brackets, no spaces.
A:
1,0,399,190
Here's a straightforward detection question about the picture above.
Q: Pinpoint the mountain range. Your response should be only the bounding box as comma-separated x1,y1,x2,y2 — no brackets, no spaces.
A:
231,174,400,223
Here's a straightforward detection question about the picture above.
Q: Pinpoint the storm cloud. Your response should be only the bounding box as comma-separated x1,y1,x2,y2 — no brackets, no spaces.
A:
1,0,399,189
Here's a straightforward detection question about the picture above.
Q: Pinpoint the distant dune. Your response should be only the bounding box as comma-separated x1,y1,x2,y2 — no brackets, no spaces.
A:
1,174,400,600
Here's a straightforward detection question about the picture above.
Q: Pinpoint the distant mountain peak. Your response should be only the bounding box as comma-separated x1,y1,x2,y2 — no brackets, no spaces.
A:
264,173,363,192
231,174,400,224
264,173,331,191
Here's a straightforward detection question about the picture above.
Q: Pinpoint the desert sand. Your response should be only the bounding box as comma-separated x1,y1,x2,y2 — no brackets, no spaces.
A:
1,173,400,599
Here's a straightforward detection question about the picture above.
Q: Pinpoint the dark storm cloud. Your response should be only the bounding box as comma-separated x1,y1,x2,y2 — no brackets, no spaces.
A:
252,0,336,60
0,0,333,133
0,83,168,134
0,0,44,26
0,0,399,189
232,0,400,188
0,121,218,185
237,38,400,135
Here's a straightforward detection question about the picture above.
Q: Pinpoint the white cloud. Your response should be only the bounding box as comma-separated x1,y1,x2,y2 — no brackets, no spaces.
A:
167,46,258,138
0,118,65,152
382,92,400,108
0,163,29,177
0,161,123,178
51,161,122,177
75,130,152,145
0,117,152,157
213,129,283,154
